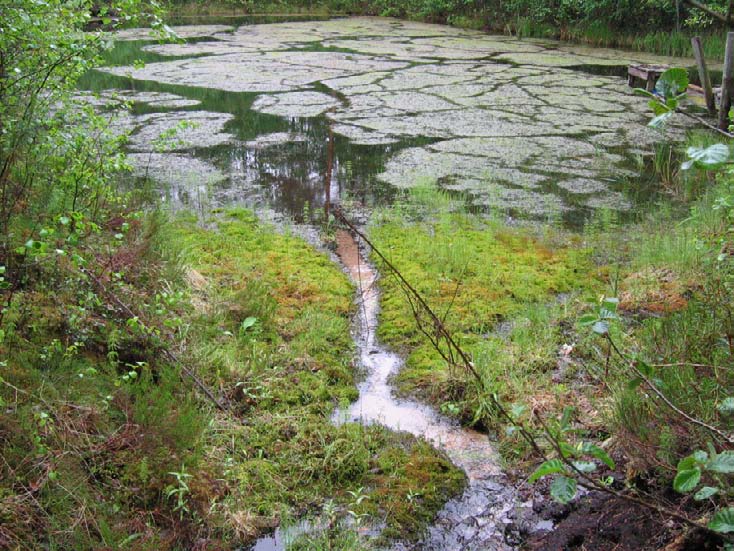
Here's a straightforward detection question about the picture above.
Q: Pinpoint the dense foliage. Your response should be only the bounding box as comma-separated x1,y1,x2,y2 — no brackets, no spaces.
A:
174,0,732,55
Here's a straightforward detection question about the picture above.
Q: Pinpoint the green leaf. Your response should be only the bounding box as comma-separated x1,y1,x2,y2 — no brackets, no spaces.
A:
694,486,719,501
634,88,656,98
718,397,734,415
578,314,598,326
650,100,670,115
550,475,578,504
655,67,689,99
677,452,706,472
529,459,565,483
694,449,709,464
582,443,616,469
572,460,597,473
592,320,609,335
240,317,258,332
673,468,701,493
601,297,619,312
709,508,734,533
708,451,734,474
682,144,730,171
649,111,674,129
560,406,574,431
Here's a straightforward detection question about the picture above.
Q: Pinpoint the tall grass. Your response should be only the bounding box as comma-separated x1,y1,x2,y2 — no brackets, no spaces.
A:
512,17,727,59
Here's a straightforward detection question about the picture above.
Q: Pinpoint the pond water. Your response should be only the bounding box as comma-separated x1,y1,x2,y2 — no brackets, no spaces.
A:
79,16,696,228
79,15,697,549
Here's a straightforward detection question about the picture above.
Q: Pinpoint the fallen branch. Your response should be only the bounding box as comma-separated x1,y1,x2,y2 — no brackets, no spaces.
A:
683,0,729,23
332,207,546,458
332,207,728,540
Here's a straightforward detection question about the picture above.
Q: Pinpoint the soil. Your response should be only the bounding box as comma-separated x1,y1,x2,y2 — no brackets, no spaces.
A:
525,491,723,551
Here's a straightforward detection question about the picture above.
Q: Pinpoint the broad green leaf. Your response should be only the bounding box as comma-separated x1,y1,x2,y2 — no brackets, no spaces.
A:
673,468,701,493
696,450,711,464
718,397,734,415
650,100,670,116
592,320,609,335
599,311,617,322
559,441,576,458
649,111,674,129
634,88,656,98
709,508,734,533
682,144,730,171
529,459,565,483
240,317,258,332
601,297,619,310
572,460,597,473
582,443,616,469
677,455,697,471
550,475,578,504
694,486,719,501
708,451,734,474
578,314,598,326
655,67,689,98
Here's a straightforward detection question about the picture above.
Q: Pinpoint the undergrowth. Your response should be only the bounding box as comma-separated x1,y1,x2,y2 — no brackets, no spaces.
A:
170,0,729,58
0,207,465,549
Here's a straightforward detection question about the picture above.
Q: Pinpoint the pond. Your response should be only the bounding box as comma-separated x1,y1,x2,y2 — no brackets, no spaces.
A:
78,15,696,550
78,16,696,228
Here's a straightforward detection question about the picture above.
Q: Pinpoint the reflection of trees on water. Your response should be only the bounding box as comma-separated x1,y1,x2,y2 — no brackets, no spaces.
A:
196,116,399,221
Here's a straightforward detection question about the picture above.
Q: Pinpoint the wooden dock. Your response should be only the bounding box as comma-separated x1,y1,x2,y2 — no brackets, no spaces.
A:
627,63,671,92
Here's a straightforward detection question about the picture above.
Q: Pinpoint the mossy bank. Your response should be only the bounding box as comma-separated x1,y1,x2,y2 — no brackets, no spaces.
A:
0,208,464,549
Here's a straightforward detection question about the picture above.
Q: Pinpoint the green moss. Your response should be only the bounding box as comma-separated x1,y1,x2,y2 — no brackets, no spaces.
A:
369,195,601,428
0,208,465,548
169,209,464,543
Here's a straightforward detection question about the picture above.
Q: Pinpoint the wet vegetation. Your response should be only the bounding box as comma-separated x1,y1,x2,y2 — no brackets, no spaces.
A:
369,188,601,428
4,1,734,550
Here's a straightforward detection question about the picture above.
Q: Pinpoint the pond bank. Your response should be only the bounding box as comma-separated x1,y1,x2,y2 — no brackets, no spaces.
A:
168,1,728,59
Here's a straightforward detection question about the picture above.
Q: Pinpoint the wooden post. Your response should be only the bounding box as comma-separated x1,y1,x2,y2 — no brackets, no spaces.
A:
323,123,334,220
719,32,734,130
692,36,715,114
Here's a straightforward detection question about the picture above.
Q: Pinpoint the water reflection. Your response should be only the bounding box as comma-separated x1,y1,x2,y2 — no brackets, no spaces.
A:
79,16,689,232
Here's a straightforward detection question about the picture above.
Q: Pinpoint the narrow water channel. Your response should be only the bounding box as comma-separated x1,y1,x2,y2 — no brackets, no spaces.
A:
332,228,519,550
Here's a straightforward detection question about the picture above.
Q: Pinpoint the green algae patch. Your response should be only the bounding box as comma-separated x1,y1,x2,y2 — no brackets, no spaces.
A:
172,208,355,403
369,195,601,427
169,209,464,544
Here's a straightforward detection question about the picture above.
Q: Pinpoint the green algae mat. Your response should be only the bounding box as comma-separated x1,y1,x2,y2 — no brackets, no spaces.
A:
80,16,696,224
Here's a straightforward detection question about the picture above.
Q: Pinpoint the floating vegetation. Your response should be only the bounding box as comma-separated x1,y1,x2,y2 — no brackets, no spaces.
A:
95,16,695,219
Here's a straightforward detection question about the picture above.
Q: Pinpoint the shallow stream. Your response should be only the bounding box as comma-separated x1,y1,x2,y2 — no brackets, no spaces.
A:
79,16,698,549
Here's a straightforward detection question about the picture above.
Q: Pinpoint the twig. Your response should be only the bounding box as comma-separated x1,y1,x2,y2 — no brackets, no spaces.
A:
606,335,733,445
